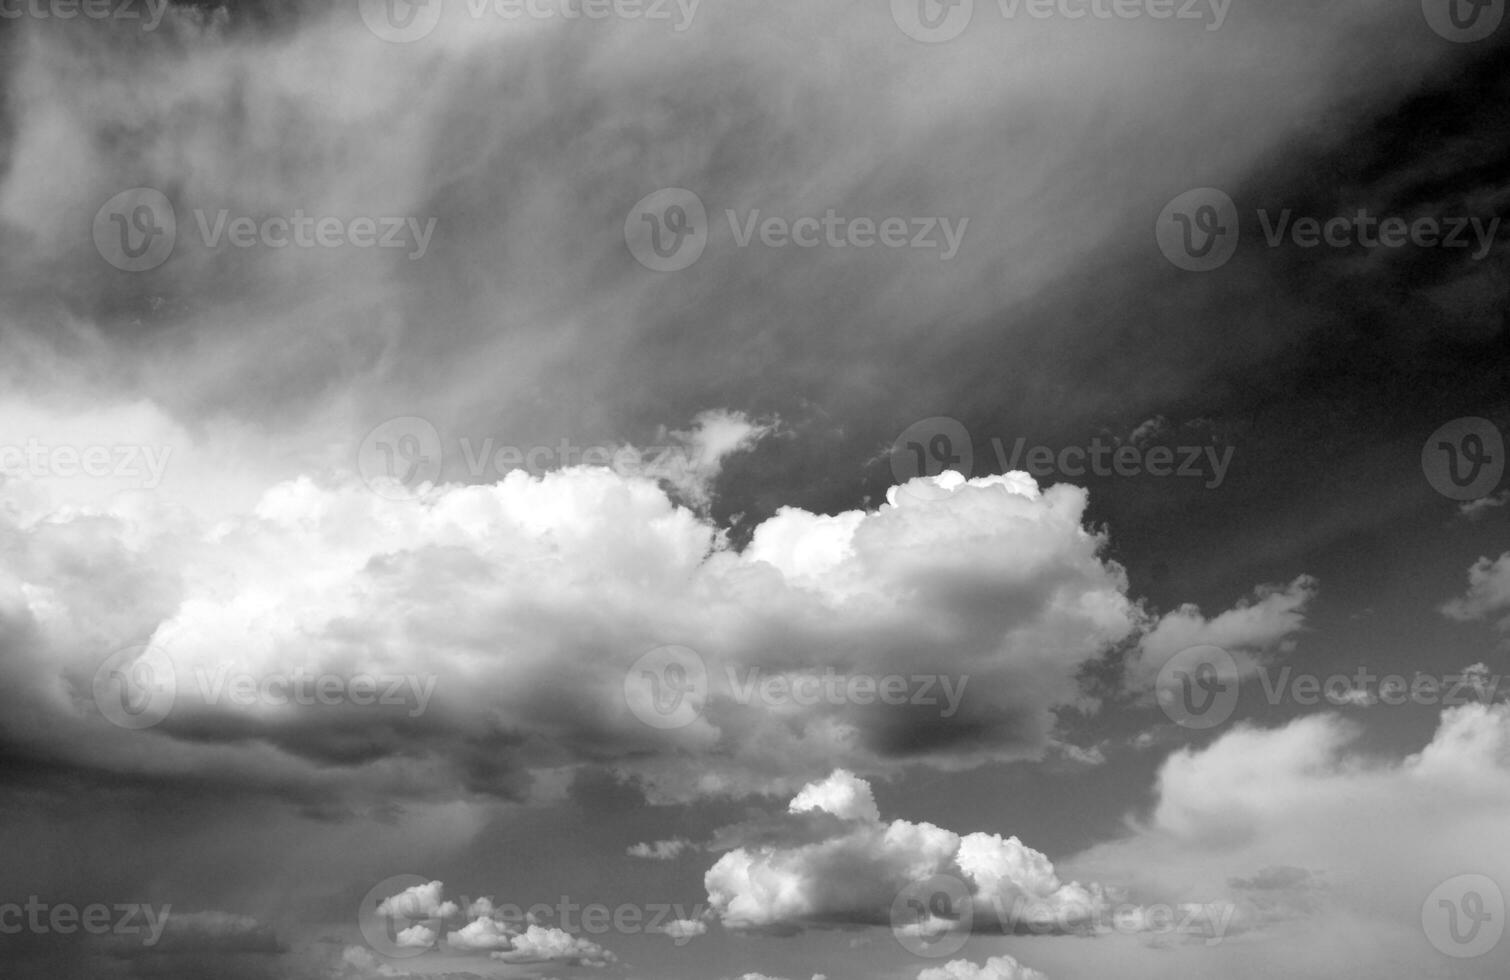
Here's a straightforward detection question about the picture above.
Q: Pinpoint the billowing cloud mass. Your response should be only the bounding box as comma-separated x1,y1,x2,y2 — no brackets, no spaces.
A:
0,1,1502,979
6,461,1265,806
702,770,1109,934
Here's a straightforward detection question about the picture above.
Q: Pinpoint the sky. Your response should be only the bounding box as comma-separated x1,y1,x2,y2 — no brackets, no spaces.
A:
0,0,1509,978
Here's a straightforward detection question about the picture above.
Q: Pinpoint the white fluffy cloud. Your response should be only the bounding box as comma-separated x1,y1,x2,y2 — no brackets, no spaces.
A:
491,924,615,967
703,770,1107,934
918,955,1048,980
3,460,1193,805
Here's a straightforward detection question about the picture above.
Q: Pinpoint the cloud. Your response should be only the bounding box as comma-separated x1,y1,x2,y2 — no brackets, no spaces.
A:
652,917,709,943
702,770,1108,934
1459,491,1510,522
1060,703,1510,974
2,464,1199,806
628,837,697,860
1441,552,1510,632
1126,575,1317,690
918,955,1049,980
490,924,615,967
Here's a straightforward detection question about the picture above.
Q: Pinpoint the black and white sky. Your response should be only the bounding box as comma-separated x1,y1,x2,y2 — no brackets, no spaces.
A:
1,1,1510,978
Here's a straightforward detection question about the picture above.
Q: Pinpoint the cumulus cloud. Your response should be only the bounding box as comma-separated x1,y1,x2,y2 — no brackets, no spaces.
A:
653,917,709,943
918,955,1049,980
491,924,615,967
702,770,1108,935
3,463,1214,806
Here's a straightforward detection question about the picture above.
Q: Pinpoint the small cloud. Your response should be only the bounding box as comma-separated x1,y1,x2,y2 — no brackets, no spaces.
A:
628,837,698,860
